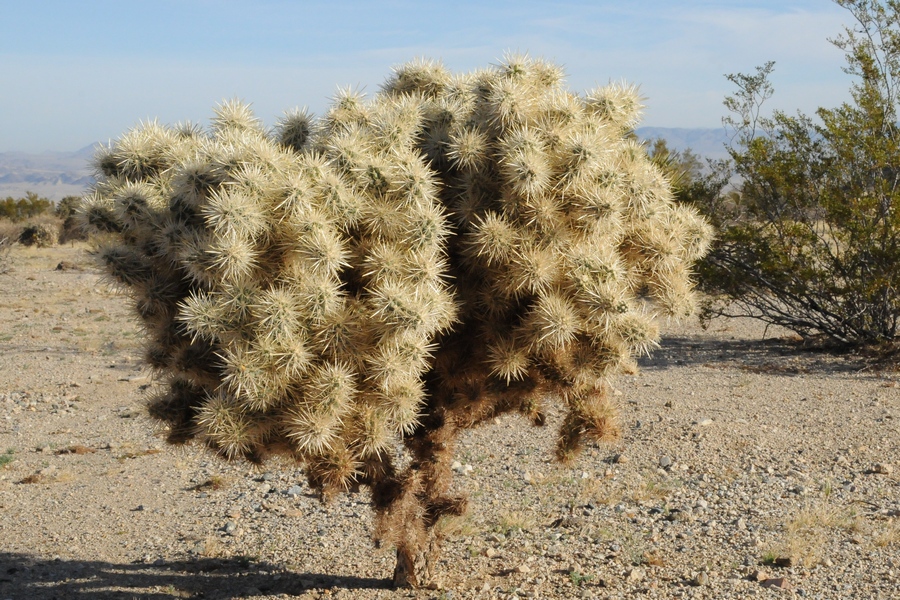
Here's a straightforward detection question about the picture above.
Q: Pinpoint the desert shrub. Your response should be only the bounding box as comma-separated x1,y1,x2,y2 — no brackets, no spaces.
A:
18,222,59,247
692,0,900,348
55,195,82,219
0,192,53,222
79,56,710,586
54,195,88,243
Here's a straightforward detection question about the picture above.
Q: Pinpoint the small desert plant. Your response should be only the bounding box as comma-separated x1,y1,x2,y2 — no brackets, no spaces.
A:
18,222,59,247
79,55,710,587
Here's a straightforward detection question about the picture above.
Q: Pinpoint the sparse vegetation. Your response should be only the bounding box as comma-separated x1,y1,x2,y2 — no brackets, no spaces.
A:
0,192,53,222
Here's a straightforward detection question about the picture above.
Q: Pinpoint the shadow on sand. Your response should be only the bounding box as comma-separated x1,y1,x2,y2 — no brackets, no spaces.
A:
0,553,391,599
639,333,875,376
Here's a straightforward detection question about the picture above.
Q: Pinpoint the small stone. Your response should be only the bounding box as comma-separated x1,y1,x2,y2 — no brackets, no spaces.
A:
693,571,709,586
224,521,237,534
513,564,530,574
761,577,792,590
659,456,673,469
488,533,506,544
625,567,643,582
451,460,463,472
697,418,713,427
485,547,499,558
872,463,894,475
285,485,303,497
749,570,768,582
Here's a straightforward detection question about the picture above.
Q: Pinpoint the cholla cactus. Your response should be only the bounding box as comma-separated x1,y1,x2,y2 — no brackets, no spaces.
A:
80,56,711,588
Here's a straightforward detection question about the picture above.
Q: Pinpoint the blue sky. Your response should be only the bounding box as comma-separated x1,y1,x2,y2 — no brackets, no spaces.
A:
1,0,853,153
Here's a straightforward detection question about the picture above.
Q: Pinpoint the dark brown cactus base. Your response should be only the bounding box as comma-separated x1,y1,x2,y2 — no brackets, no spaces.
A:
393,539,439,589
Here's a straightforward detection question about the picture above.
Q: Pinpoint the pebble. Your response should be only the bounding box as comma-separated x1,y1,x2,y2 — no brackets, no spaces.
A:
659,456,673,469
872,463,893,475
285,485,303,497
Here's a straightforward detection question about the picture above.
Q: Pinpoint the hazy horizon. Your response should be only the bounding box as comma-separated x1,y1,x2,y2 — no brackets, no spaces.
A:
1,1,855,153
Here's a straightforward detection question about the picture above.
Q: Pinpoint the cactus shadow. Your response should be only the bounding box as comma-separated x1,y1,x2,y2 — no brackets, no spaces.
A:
0,553,392,599
639,334,870,375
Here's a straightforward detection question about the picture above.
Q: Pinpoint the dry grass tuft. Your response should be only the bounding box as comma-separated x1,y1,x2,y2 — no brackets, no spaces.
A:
768,502,861,567
495,510,537,535
873,519,900,548
434,514,480,539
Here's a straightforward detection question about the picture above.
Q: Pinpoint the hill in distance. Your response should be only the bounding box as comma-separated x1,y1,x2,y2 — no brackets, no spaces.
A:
635,127,730,160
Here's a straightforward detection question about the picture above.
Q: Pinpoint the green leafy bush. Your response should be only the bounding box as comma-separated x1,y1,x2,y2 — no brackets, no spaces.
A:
691,0,900,348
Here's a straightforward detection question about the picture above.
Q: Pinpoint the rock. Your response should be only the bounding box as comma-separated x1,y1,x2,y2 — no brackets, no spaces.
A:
693,571,709,586
697,418,713,427
761,577,792,590
488,533,506,544
625,567,643,583
774,557,793,568
513,564,530,574
485,547,499,558
659,456,673,469
749,569,769,582
285,485,303,497
872,463,893,475
224,521,237,534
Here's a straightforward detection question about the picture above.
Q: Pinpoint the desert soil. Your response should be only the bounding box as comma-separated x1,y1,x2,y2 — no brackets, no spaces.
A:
0,243,898,600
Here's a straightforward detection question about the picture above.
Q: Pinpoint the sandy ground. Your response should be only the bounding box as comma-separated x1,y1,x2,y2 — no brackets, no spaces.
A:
0,243,898,600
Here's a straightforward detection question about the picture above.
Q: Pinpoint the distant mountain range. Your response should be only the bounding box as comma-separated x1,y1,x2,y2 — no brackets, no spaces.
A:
634,127,731,160
0,128,730,201
0,144,97,201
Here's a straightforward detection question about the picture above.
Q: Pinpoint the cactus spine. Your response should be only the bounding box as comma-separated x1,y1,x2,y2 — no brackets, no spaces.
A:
80,56,711,587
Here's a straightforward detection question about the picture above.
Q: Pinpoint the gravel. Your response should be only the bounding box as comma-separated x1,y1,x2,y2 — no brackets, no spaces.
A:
0,245,898,599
